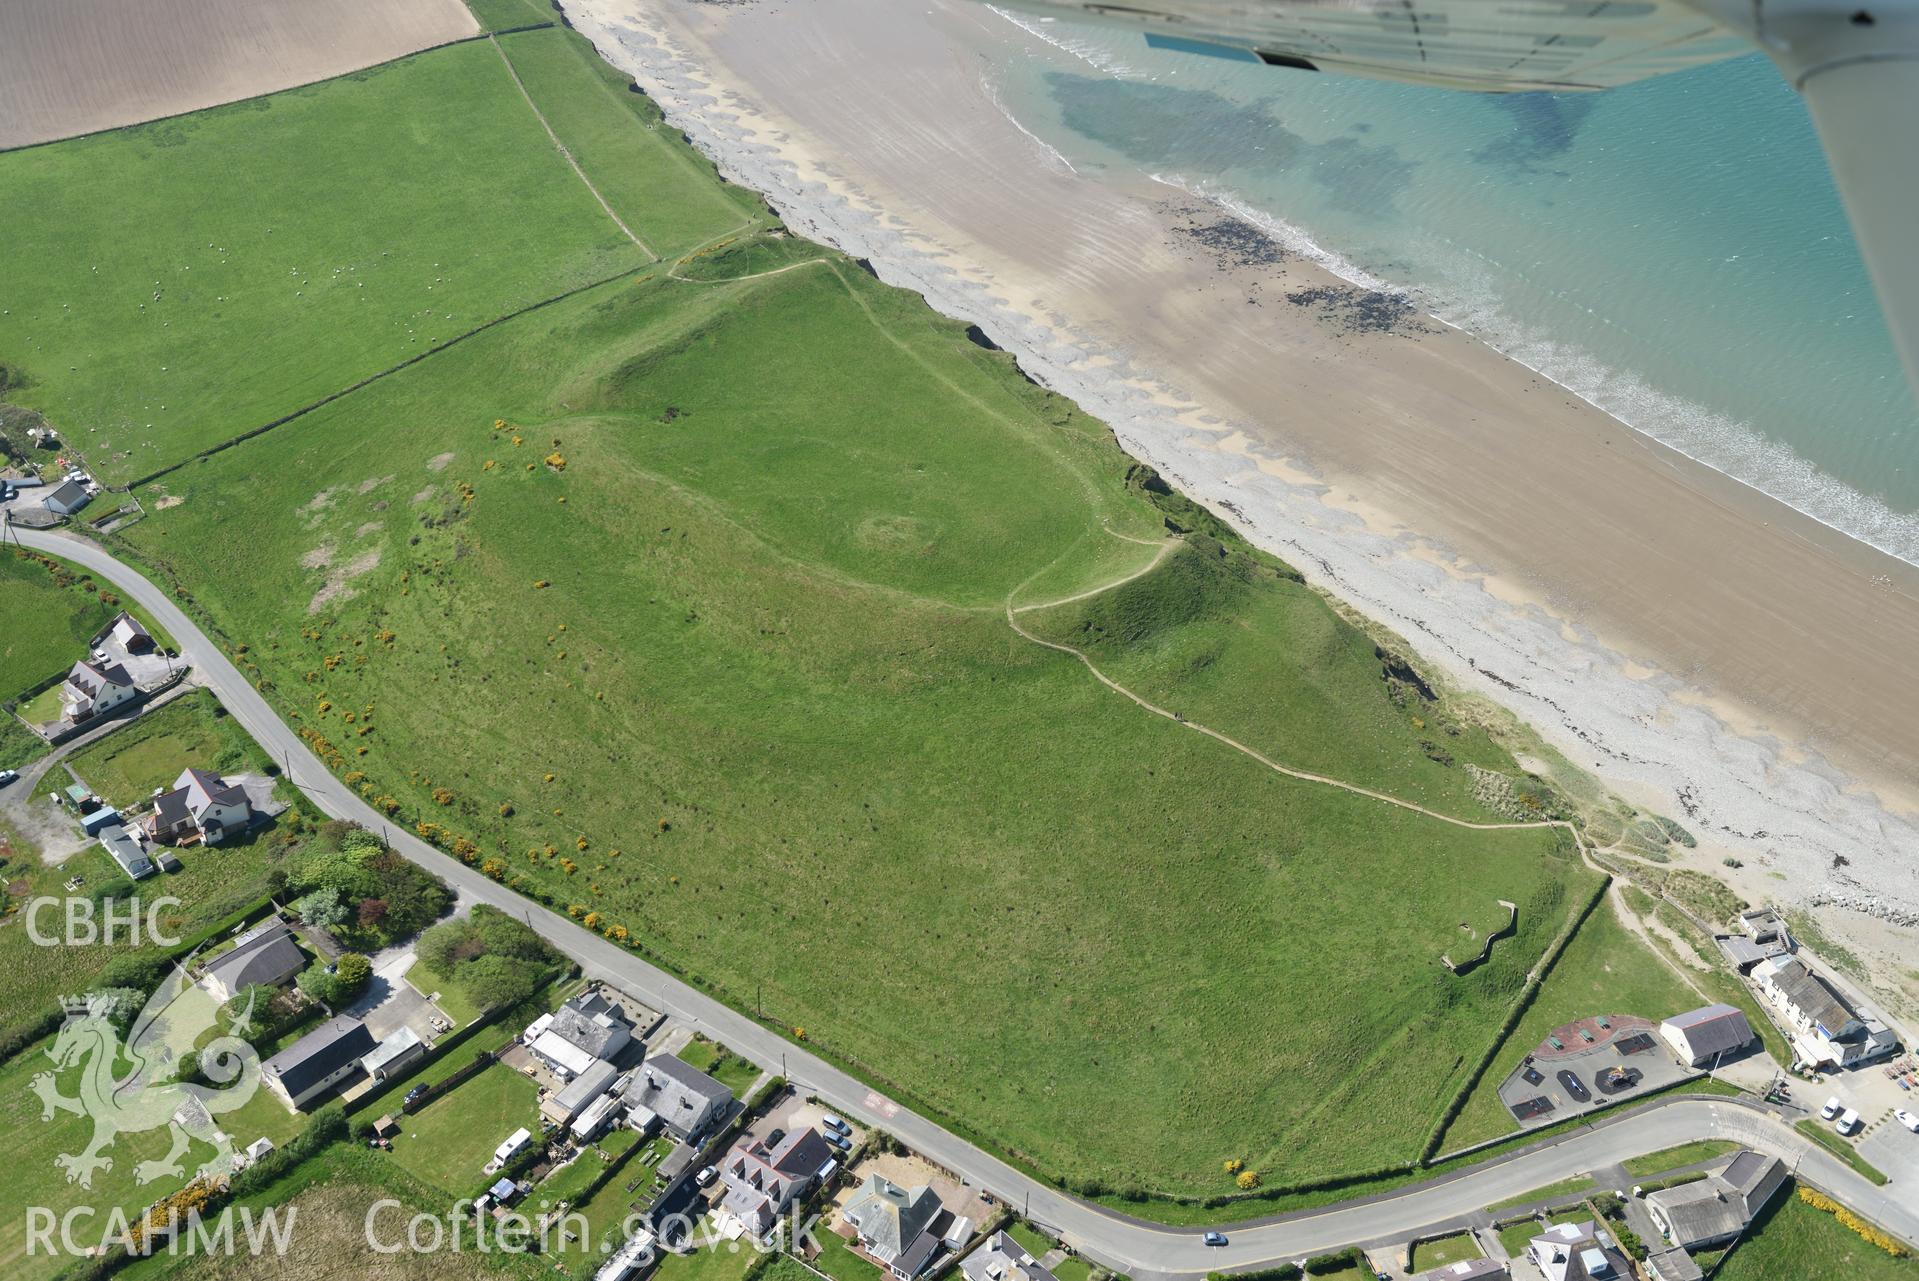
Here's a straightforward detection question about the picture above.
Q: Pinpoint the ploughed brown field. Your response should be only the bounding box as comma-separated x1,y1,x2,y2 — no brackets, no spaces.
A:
0,0,478,149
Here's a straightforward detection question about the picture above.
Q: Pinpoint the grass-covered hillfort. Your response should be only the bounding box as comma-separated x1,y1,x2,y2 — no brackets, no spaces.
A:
1,18,1635,1200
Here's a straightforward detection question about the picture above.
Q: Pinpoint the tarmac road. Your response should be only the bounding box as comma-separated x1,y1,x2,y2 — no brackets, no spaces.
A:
10,523,1915,1275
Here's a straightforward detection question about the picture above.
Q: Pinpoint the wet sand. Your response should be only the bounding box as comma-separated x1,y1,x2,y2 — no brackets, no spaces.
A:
0,0,478,150
559,0,1919,964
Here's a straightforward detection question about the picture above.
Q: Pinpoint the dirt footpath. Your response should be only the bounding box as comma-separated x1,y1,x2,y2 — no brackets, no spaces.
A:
0,0,479,150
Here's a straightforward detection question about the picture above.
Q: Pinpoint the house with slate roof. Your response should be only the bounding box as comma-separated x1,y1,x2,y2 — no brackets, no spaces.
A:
146,767,254,846
1645,1151,1789,1250
525,990,633,1078
263,1015,374,1110
843,1174,945,1280
200,918,306,1003
715,1126,835,1240
60,658,136,724
621,1054,731,1142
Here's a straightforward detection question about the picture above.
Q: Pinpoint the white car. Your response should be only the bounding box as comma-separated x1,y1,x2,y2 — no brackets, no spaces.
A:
1836,1108,1862,1136
1896,1109,1919,1134
0,769,18,787
1820,1096,1843,1120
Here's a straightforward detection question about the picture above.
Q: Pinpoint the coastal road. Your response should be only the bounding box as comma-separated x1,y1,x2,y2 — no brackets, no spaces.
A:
9,524,1916,1274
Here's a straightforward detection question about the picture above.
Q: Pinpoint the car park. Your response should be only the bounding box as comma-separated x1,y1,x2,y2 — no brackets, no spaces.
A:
1821,1096,1843,1120
1203,1233,1228,1247
1895,1109,1919,1133
1836,1108,1862,1135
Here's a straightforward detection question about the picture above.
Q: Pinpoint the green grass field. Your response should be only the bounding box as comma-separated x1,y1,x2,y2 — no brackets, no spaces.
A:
0,821,293,1061
1716,1191,1918,1281
114,1144,551,1281
0,548,128,700
115,253,1589,1195
2,6,1677,1203
1437,895,1701,1153
391,1062,542,1194
66,689,269,808
0,29,759,485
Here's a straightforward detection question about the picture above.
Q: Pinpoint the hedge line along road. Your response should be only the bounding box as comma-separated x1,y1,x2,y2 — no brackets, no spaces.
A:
10,524,1915,1274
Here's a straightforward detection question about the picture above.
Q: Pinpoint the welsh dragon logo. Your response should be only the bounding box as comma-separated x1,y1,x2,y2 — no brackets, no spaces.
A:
31,960,264,1189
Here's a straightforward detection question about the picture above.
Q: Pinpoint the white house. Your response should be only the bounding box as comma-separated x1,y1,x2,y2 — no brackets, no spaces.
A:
1753,955,1900,1068
1525,1221,1628,1281
59,659,136,723
147,767,254,845
262,1016,375,1110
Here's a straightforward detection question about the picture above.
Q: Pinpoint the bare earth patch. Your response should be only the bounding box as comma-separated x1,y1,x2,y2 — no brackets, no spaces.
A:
356,521,383,538
358,474,395,495
412,487,437,505
300,543,335,570
426,451,456,472
0,0,479,149
307,546,382,615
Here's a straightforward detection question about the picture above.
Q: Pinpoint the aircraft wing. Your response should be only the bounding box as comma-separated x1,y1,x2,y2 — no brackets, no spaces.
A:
994,0,1919,401
994,0,1751,91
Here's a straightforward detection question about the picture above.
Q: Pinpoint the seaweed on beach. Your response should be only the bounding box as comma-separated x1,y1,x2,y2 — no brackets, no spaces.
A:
1285,283,1422,336
1173,214,1291,272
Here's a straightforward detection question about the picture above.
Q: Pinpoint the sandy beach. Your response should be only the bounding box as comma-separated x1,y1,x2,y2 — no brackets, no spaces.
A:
0,0,477,150
559,0,1919,992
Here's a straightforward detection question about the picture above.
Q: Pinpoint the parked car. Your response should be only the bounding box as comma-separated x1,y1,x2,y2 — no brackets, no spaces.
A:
1820,1096,1843,1120
765,1129,786,1149
1895,1109,1919,1133
695,1166,717,1187
1836,1108,1862,1135
404,1084,431,1106
0,769,18,787
823,1132,851,1153
822,1114,850,1134
1203,1233,1228,1248
92,649,108,664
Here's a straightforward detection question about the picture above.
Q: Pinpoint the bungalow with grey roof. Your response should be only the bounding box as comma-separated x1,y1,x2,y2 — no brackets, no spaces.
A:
1645,1151,1788,1250
200,919,305,1003
843,1174,944,1280
98,824,154,880
263,1015,374,1110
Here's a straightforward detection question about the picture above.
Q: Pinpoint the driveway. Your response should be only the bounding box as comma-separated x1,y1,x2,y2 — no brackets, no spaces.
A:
344,947,450,1044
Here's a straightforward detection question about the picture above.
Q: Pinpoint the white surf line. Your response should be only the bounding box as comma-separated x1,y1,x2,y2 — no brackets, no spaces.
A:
490,35,659,261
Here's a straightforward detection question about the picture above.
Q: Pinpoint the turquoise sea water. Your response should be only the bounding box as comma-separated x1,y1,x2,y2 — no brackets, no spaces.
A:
983,16,1919,561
